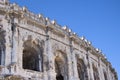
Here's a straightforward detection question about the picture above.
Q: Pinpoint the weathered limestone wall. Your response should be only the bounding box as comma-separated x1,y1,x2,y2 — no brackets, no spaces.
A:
0,0,118,80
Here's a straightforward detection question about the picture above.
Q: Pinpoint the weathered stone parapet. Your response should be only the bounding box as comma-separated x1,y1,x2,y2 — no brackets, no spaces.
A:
0,2,107,60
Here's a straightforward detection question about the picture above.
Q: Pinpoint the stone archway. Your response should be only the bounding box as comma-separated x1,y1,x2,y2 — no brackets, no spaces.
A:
104,71,108,80
92,64,99,80
55,57,64,80
77,58,88,80
23,47,39,71
54,51,68,80
22,38,43,72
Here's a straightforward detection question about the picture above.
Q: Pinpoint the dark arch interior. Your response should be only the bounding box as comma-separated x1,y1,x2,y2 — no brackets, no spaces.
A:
77,59,86,80
104,72,108,80
93,65,99,80
23,48,39,71
55,57,64,80
56,74,64,80
22,40,43,71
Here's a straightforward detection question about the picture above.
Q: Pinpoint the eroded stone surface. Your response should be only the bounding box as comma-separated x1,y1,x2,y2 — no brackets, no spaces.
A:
0,0,118,80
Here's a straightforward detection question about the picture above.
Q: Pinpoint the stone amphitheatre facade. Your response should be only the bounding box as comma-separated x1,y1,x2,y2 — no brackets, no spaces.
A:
0,0,118,80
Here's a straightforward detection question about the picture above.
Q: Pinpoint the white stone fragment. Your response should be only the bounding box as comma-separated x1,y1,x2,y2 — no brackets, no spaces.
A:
73,32,76,35
84,39,88,42
22,6,27,12
38,14,42,18
80,36,85,40
88,41,91,45
62,26,67,30
96,48,99,52
68,29,72,33
45,17,49,21
51,20,56,25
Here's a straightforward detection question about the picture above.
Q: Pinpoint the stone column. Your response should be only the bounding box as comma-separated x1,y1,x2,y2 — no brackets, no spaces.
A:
43,36,49,80
46,37,56,80
72,52,79,80
88,52,94,80
66,47,73,80
1,15,18,75
98,57,104,80
43,26,56,80
86,51,93,80
38,54,42,72
67,37,75,80
2,18,12,74
17,35,24,75
107,63,111,80
85,53,91,80
10,16,19,74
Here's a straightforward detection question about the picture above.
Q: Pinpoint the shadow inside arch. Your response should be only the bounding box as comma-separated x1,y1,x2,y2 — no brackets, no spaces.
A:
56,74,64,80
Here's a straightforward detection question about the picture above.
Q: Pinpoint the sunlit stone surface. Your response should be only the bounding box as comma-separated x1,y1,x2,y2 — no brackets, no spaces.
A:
0,0,118,80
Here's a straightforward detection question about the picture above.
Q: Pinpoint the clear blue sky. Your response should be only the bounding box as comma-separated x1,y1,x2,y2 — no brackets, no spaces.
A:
10,0,120,79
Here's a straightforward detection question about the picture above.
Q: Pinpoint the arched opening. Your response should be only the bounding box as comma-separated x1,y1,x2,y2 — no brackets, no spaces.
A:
93,64,99,80
22,39,43,72
23,48,39,71
54,51,68,80
104,71,108,80
56,74,64,80
77,58,87,80
55,57,64,80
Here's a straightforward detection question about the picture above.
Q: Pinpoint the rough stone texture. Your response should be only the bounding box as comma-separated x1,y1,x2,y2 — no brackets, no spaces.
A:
0,0,118,80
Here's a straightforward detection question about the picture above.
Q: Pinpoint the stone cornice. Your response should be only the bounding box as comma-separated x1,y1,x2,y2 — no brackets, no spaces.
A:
0,1,112,63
